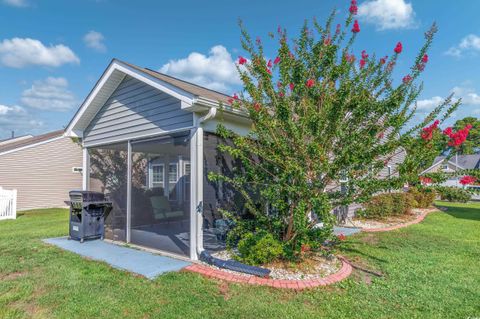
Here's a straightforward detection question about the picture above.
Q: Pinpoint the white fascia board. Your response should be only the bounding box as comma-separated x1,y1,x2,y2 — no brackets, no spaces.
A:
65,60,196,136
0,136,64,157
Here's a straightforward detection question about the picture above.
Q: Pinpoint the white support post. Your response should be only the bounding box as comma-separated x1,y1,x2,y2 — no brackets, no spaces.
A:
126,141,132,243
82,147,90,191
189,125,204,260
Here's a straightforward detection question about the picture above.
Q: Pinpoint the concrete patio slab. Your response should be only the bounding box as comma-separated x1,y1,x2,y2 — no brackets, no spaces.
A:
43,237,191,279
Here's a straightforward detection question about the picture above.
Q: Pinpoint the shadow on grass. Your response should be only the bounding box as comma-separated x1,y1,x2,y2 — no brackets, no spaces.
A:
435,203,480,222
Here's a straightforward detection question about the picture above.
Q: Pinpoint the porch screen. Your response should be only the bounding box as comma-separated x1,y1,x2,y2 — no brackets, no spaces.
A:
88,143,128,241
203,133,245,252
130,133,191,256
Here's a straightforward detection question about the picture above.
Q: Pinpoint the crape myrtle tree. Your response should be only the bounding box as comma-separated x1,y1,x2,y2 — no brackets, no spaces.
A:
209,1,460,260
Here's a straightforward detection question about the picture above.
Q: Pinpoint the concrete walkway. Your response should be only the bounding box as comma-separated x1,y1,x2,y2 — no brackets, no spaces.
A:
333,226,362,236
43,237,191,279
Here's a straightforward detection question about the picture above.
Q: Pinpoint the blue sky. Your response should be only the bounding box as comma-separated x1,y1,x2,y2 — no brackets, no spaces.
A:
0,0,479,139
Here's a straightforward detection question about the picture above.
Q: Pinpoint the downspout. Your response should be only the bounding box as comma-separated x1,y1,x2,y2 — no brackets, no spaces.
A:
194,107,218,259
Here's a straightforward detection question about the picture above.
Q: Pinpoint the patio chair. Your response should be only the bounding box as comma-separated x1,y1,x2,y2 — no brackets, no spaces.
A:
150,196,184,221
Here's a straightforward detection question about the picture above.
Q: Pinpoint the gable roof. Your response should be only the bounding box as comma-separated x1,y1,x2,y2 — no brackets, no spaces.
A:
120,60,231,104
432,155,480,169
421,154,480,174
65,59,245,138
0,130,64,156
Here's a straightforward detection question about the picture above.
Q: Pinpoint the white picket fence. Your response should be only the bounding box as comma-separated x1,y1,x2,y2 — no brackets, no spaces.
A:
0,187,17,220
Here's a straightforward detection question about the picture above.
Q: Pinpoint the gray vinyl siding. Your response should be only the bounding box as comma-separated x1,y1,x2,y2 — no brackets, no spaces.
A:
83,76,193,146
0,137,83,210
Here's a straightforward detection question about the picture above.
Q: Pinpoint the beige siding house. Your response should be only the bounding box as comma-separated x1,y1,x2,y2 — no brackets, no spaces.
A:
0,130,84,210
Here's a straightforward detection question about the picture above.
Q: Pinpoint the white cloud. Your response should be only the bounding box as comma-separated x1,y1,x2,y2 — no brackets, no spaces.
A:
452,86,480,105
416,86,480,113
21,77,77,111
358,0,416,30
83,31,106,53
416,96,444,110
0,104,43,138
0,38,79,68
160,45,241,93
3,0,28,7
445,34,480,57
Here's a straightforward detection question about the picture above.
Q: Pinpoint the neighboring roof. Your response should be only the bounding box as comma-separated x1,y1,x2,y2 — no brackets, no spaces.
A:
0,134,34,146
432,154,480,169
118,60,231,105
0,130,64,155
422,154,480,174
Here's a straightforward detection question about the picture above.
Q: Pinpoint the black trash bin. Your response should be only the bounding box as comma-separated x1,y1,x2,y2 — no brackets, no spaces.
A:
68,190,112,243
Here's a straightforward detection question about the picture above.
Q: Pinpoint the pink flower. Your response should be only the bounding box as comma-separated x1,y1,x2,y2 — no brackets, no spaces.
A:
267,59,272,68
352,20,360,33
289,83,295,91
361,50,368,59
277,81,282,88
345,53,355,63
266,67,272,75
238,56,247,65
402,75,412,84
422,54,429,63
359,59,366,69
233,93,239,100
420,176,433,185
335,24,341,35
306,79,315,88
324,37,332,46
256,36,262,45
394,42,403,54
417,63,425,72
253,102,261,112
443,124,472,147
380,56,387,64
349,0,358,15
278,92,284,97
274,56,281,65
460,175,477,185
337,233,346,241
421,120,439,141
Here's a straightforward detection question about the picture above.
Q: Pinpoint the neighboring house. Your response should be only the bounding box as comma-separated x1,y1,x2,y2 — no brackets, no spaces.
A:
64,58,406,261
0,130,84,210
421,154,480,187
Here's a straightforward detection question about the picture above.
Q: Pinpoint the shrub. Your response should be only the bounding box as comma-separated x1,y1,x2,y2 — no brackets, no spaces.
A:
358,192,414,219
436,186,471,203
236,231,284,265
408,187,436,208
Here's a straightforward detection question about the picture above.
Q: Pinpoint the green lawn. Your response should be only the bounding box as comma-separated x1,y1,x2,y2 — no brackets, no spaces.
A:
0,202,479,319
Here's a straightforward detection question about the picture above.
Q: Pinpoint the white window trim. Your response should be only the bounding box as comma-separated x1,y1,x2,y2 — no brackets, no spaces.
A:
149,163,165,189
168,162,179,183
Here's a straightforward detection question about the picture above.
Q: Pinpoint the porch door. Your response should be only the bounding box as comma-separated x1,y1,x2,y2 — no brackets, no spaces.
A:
88,143,128,242
129,133,191,257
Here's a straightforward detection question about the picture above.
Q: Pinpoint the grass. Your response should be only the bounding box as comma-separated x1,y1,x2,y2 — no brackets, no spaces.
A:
0,202,479,318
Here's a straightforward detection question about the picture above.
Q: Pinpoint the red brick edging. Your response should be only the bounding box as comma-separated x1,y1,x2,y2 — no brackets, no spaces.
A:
184,257,352,290
362,210,430,233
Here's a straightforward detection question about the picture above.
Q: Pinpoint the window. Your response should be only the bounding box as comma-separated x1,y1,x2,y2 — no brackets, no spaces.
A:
184,162,191,201
169,163,178,182
150,164,164,188
442,164,449,170
168,163,178,200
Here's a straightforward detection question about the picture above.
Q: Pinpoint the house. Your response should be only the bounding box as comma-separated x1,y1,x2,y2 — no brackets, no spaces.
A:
421,154,480,187
0,130,84,210
65,59,250,260
64,59,406,260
